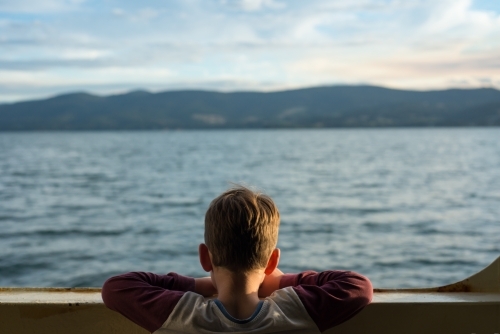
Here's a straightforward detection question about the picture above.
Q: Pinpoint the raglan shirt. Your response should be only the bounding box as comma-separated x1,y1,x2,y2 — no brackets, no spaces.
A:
102,270,373,333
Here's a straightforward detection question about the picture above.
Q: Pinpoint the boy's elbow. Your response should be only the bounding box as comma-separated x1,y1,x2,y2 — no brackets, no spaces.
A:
101,276,121,310
356,274,373,306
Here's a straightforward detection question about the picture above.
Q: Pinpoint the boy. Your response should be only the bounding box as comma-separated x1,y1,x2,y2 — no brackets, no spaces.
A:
102,186,372,333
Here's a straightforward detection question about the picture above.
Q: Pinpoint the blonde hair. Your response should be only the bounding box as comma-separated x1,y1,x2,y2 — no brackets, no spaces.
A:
204,186,280,272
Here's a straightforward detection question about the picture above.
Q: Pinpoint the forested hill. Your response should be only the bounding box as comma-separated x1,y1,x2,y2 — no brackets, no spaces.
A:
1,85,500,130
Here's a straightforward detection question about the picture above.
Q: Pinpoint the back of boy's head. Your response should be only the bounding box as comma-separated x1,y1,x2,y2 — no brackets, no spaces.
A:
205,186,280,272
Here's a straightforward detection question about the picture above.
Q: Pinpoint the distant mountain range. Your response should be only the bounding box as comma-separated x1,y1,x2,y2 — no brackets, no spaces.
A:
1,85,500,130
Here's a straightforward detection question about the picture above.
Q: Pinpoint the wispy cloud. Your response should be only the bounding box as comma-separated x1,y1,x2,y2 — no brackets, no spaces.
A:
0,0,85,13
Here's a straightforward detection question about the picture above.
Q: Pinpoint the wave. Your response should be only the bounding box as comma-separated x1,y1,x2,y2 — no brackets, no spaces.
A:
0,228,131,239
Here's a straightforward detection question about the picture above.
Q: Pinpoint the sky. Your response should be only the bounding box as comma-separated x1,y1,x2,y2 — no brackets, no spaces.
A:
0,0,499,102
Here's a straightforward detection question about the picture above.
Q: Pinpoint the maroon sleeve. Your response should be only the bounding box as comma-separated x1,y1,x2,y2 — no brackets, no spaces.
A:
279,270,373,332
101,272,195,333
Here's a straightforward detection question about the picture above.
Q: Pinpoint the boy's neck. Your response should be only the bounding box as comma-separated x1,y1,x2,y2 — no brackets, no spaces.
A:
213,267,264,320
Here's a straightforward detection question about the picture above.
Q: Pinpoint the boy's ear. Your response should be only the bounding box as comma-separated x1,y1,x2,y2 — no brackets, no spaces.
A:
264,248,280,275
199,243,213,272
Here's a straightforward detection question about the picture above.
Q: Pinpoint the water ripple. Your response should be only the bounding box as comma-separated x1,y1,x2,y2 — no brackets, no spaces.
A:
0,129,499,288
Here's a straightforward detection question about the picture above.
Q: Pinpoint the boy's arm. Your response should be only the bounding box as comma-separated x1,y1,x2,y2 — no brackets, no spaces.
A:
194,277,218,297
258,268,284,298
279,270,373,332
101,272,197,333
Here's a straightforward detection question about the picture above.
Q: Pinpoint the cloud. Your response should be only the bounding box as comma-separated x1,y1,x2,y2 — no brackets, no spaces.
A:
287,47,500,90
220,0,286,12
111,8,125,17
0,67,172,88
0,0,500,103
421,0,498,33
110,7,160,22
0,0,85,13
238,0,285,11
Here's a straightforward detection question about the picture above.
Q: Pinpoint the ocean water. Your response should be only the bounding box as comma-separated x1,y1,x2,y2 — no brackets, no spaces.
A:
0,128,499,289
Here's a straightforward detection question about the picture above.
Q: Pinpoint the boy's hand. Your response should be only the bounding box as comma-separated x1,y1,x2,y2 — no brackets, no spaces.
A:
258,268,284,298
195,277,217,297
